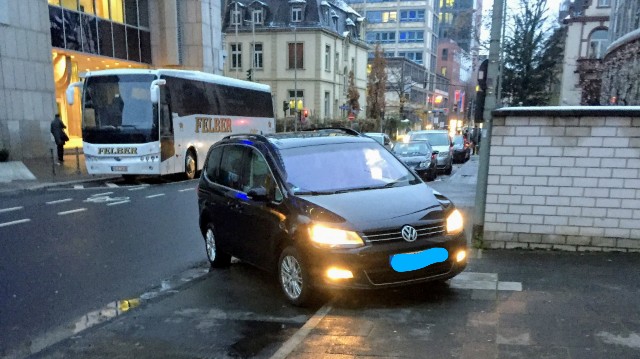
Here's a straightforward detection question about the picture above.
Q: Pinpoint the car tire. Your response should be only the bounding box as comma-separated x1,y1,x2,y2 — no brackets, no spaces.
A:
278,246,313,306
204,223,231,268
185,151,197,180
445,160,452,175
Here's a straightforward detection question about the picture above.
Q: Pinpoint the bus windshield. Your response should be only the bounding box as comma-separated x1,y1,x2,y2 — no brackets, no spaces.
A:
82,74,158,144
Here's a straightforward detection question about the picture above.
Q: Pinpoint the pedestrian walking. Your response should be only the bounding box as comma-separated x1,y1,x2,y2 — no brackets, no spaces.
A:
50,114,68,164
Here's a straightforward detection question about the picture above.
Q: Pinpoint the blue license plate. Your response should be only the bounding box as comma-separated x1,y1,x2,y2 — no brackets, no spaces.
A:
390,248,449,272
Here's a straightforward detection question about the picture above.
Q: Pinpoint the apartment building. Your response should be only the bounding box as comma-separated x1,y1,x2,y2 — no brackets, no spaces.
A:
222,0,369,125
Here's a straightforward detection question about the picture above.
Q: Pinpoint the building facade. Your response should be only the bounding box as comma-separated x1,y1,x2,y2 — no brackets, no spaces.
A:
600,0,640,105
436,38,471,125
346,0,439,106
222,0,368,125
559,0,611,105
0,0,224,160
438,0,477,53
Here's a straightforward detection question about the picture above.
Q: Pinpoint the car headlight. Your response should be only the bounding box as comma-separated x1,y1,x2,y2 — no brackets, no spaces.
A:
446,209,463,234
309,225,364,248
418,161,428,168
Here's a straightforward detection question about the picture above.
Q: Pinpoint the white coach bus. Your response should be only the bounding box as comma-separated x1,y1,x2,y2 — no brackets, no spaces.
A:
67,69,275,179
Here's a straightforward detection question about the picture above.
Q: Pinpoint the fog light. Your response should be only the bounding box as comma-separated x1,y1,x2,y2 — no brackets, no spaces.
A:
456,250,466,262
326,267,353,280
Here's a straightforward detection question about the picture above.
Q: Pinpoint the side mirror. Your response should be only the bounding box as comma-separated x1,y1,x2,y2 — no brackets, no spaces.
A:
432,150,439,156
247,187,270,202
66,81,83,105
150,79,167,104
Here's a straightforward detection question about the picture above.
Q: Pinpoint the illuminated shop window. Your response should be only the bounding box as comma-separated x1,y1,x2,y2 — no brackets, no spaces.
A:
79,0,94,13
110,0,124,23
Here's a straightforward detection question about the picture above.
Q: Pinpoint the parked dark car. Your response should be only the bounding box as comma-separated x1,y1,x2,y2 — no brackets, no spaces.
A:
392,140,438,181
452,135,471,163
197,129,467,306
408,130,453,175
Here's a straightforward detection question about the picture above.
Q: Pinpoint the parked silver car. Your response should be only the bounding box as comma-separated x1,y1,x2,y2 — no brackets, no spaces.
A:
408,130,453,175
364,132,394,150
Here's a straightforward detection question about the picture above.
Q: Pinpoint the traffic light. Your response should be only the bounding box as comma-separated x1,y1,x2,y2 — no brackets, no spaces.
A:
303,109,309,118
246,69,253,81
283,101,289,112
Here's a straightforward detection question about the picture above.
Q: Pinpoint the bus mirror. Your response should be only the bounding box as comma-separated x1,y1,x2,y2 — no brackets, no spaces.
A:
66,81,83,105
150,79,166,104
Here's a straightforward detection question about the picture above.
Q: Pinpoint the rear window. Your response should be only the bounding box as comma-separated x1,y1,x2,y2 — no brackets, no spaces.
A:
411,132,450,146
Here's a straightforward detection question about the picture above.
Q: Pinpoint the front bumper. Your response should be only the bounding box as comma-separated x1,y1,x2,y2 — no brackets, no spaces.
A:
301,232,467,290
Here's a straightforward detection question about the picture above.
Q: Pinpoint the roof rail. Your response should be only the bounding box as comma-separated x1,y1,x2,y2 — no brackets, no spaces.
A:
299,127,361,136
222,133,270,142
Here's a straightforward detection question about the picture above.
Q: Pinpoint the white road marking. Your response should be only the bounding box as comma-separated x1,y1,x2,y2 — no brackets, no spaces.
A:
0,219,31,228
105,182,119,188
91,192,113,197
46,198,73,205
128,186,148,191
178,188,195,192
58,208,87,215
73,185,84,189
269,304,333,359
0,206,23,213
107,200,130,206
146,194,165,198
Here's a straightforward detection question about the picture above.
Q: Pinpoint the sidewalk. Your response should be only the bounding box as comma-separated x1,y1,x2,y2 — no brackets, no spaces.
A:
0,149,117,194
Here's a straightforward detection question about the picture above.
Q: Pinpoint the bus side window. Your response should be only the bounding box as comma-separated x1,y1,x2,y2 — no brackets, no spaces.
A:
160,89,173,136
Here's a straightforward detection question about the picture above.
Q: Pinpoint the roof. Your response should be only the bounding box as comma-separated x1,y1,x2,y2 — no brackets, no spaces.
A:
81,69,272,93
265,131,374,149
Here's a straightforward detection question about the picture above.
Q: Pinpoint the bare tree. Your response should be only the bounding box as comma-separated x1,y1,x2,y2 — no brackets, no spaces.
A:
366,45,387,131
347,70,360,117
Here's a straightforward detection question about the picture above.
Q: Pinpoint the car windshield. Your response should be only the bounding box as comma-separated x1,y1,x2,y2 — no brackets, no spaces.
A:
393,142,430,156
412,132,450,146
279,141,419,194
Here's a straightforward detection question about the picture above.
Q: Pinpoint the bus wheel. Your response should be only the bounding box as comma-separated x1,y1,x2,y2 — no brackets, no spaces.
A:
185,151,197,180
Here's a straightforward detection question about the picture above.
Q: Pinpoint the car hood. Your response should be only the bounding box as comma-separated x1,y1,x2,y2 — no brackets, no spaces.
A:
397,155,429,163
298,183,444,230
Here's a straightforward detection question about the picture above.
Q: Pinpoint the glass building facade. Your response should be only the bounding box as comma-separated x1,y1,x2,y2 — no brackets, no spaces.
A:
48,0,151,64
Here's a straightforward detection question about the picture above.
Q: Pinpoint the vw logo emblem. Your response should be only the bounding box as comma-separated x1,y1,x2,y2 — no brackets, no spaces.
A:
401,225,418,242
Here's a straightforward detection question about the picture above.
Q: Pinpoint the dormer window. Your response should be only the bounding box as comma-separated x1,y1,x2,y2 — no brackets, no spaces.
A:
291,7,303,22
231,8,242,25
252,9,263,24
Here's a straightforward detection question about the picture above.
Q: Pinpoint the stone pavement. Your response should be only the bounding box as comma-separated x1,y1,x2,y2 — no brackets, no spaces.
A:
25,250,640,359
0,148,117,194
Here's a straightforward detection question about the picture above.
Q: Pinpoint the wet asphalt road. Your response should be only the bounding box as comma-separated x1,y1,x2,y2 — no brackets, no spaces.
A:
0,161,473,358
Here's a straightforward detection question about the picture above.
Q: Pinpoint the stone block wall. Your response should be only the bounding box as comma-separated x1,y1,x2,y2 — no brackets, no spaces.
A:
483,107,640,252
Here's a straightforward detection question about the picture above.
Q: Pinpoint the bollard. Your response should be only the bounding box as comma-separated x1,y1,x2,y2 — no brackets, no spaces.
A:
75,147,81,175
50,148,56,176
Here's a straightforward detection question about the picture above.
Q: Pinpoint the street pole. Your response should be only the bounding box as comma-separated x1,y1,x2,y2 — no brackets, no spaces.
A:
472,0,504,249
294,26,298,131
234,2,238,79
245,18,256,81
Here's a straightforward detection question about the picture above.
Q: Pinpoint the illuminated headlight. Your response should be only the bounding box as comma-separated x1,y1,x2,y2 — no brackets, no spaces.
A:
309,225,364,248
446,209,464,234
326,267,354,280
418,161,428,168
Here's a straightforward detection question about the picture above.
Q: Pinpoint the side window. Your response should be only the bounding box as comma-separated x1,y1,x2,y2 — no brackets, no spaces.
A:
218,145,246,190
205,146,223,181
243,149,283,201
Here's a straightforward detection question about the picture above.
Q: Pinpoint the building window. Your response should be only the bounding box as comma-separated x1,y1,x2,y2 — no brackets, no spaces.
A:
441,66,447,76
588,29,609,59
110,0,124,22
288,42,304,69
231,9,242,25
324,92,330,118
288,90,304,115
231,43,242,69
252,9,263,24
441,48,448,61
399,31,424,43
253,43,263,69
325,45,331,71
400,10,425,22
398,52,423,65
365,31,396,44
597,0,610,7
291,7,302,22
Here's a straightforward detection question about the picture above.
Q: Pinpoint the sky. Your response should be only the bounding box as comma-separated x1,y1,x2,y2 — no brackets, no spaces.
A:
479,0,564,43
